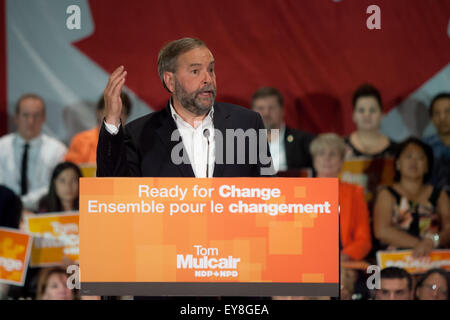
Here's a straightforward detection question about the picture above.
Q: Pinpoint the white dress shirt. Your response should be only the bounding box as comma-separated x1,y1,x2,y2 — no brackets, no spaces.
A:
268,124,287,172
104,101,215,178
0,133,67,211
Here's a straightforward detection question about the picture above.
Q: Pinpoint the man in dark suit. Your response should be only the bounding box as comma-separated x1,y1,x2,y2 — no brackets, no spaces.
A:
251,87,315,173
97,38,273,178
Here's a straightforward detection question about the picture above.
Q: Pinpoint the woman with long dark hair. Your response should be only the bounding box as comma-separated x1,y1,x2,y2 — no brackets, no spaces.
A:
38,161,82,212
373,137,450,257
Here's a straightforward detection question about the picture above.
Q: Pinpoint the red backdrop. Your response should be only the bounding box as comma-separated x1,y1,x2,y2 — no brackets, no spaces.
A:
2,0,450,136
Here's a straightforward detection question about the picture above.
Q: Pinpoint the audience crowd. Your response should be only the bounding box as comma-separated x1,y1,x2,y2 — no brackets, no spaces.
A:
0,85,449,300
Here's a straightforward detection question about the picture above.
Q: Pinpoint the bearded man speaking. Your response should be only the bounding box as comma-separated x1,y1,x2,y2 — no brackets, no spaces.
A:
97,38,273,178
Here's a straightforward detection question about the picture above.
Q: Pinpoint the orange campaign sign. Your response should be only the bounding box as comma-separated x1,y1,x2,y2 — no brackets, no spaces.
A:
377,250,450,274
79,178,339,296
25,212,79,267
0,227,33,286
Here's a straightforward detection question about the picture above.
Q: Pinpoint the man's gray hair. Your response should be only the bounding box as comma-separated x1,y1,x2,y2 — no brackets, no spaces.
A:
157,37,207,93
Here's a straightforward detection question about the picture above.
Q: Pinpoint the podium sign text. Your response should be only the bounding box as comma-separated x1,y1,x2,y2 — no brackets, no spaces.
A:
79,178,339,296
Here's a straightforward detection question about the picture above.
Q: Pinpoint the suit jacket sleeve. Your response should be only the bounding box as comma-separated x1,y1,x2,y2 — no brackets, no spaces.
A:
96,122,141,177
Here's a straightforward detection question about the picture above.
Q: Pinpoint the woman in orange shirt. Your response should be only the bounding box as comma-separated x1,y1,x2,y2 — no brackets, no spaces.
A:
310,133,372,261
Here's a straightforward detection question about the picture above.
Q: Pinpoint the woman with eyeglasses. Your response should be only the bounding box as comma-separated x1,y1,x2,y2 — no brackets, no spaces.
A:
415,268,449,300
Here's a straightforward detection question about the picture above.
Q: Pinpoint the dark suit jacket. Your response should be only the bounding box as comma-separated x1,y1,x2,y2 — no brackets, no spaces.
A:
97,101,273,177
284,126,315,170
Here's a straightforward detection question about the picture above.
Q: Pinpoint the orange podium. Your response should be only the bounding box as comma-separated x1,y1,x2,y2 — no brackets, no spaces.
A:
79,178,339,296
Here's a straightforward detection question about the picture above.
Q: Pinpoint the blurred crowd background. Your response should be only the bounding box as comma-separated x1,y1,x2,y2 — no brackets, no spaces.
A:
0,0,449,300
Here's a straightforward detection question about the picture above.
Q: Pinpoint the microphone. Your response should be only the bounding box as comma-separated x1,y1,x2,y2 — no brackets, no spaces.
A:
203,128,210,178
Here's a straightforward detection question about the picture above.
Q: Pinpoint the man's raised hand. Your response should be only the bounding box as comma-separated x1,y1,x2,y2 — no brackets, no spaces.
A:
104,65,127,126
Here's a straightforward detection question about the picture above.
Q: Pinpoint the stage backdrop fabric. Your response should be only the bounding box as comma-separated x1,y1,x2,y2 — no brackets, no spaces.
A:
2,0,450,142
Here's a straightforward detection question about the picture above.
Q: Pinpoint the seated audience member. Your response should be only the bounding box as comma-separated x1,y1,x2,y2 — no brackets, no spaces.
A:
251,87,315,173
9,162,81,299
345,84,397,159
423,92,450,195
0,94,67,211
414,268,449,300
375,267,413,300
38,162,82,213
342,84,398,213
310,133,371,261
9,244,78,300
36,267,75,300
373,138,450,257
65,92,132,164
0,185,22,228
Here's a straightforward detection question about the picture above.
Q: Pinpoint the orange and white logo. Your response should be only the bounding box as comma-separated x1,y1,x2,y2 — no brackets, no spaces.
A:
177,245,240,278
0,227,32,286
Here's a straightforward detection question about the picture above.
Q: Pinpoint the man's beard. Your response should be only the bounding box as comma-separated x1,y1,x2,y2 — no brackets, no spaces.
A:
174,77,217,116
